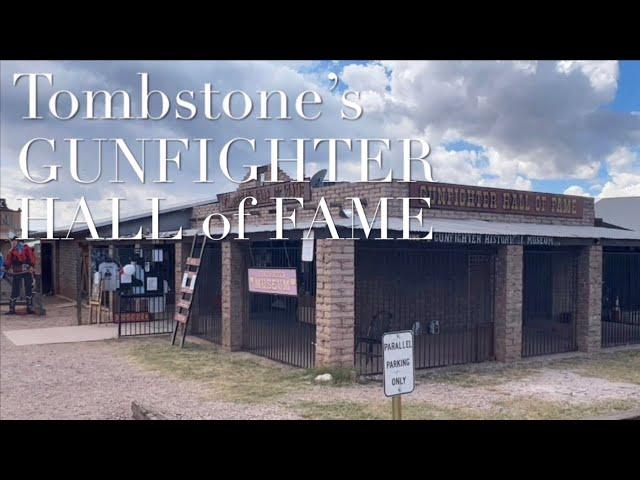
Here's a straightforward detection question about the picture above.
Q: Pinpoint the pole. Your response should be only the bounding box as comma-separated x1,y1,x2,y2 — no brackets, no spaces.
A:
76,253,82,325
392,395,402,420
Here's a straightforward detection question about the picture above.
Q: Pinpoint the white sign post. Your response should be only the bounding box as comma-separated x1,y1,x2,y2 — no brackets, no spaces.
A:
383,330,415,420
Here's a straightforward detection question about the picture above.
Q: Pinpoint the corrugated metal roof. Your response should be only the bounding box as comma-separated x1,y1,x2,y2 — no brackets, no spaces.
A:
595,197,640,232
90,216,640,241
36,197,219,236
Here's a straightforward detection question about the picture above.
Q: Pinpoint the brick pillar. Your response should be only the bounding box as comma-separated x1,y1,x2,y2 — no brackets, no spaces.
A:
221,241,246,351
494,245,523,362
315,240,355,368
576,245,602,353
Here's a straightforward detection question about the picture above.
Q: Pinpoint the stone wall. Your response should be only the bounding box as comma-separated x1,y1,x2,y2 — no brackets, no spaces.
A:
576,245,602,352
56,240,80,300
191,180,596,233
494,245,523,362
315,239,355,368
221,241,246,351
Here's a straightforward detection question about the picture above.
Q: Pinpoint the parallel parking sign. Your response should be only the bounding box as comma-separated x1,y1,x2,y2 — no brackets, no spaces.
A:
383,330,415,397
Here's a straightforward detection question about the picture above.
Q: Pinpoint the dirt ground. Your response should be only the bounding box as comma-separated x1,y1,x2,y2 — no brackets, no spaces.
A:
2,297,639,420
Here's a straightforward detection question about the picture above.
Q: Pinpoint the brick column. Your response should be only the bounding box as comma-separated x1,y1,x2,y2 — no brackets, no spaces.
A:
315,240,355,368
494,245,523,362
576,245,602,353
221,241,246,351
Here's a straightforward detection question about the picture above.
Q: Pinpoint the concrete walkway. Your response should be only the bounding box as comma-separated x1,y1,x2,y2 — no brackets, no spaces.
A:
3,324,118,346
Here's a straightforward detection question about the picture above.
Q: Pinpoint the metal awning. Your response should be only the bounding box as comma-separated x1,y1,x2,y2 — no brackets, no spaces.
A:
145,216,640,241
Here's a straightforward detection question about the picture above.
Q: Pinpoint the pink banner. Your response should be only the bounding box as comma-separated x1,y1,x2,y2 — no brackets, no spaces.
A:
248,268,298,296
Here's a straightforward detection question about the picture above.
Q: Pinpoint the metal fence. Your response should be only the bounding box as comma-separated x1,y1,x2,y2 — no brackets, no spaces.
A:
188,244,223,344
522,249,578,357
602,251,640,347
355,243,495,375
116,293,175,336
115,244,176,337
242,241,316,368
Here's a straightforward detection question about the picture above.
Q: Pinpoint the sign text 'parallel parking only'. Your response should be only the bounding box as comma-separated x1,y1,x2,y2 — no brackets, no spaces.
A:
383,330,415,397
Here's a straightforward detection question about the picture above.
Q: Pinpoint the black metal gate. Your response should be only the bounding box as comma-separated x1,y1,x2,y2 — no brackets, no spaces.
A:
355,243,495,375
602,250,640,347
115,244,175,336
243,241,316,368
522,249,578,357
188,243,223,343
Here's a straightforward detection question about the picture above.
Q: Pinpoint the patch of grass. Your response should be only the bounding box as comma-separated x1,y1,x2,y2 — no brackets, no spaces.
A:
295,396,639,420
294,400,484,420
417,349,640,388
488,396,638,420
295,401,388,420
417,363,540,388
548,350,640,385
126,337,311,404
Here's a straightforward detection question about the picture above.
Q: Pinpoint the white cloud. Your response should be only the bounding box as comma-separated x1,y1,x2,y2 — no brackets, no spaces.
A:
598,147,640,198
342,63,388,92
1,60,639,228
564,185,590,197
512,60,538,75
555,61,618,95
379,60,637,183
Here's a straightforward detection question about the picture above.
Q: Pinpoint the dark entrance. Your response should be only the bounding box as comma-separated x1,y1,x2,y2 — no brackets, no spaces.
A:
188,243,223,343
40,242,53,295
355,242,495,375
602,249,640,347
114,244,176,336
522,248,578,357
243,241,316,368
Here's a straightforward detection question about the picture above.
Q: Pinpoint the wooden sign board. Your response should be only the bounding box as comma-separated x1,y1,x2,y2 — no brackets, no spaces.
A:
218,182,311,211
248,268,298,296
409,182,585,219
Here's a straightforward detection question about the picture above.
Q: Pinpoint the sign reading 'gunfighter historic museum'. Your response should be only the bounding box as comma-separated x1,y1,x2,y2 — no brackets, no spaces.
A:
410,182,585,219
248,268,298,296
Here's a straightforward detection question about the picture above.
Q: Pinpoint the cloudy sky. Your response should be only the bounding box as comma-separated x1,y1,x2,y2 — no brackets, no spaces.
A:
1,60,639,228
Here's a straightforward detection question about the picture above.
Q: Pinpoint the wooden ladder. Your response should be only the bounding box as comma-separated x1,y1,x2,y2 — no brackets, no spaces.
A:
171,235,207,347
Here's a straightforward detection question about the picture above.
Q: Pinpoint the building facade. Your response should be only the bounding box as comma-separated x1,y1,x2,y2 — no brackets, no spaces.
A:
37,168,640,372
1,198,21,256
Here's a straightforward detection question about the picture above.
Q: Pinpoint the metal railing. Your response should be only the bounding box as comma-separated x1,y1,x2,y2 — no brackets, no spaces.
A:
602,251,640,347
355,243,495,374
116,293,175,337
243,242,316,368
522,249,578,357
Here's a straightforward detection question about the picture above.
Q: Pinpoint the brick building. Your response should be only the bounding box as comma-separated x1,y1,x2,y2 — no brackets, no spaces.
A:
36,167,640,373
1,198,21,256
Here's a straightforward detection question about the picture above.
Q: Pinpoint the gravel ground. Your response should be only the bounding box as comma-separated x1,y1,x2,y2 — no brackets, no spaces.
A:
0,301,299,419
2,297,640,419
496,370,640,404
287,373,640,412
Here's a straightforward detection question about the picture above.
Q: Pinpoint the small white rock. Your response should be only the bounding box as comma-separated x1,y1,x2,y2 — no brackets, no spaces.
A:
314,373,333,384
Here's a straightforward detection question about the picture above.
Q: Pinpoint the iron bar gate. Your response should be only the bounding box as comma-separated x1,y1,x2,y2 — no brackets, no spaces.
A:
243,241,316,368
115,244,175,337
355,243,495,375
522,249,578,357
602,250,640,347
188,243,223,344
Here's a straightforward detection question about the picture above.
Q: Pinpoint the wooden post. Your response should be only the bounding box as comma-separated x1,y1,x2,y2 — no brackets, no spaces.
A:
76,253,82,325
392,396,402,420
